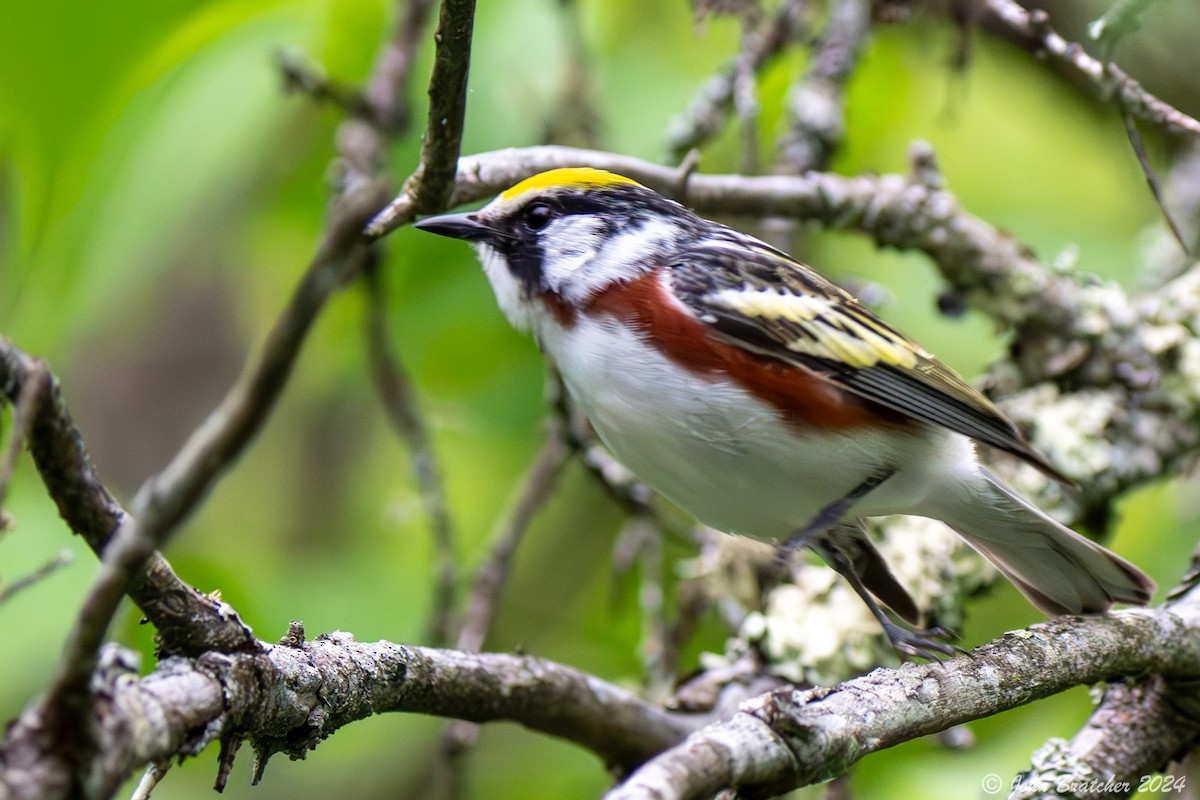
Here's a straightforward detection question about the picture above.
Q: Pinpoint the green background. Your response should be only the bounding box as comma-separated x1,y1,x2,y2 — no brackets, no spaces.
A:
2,0,1198,797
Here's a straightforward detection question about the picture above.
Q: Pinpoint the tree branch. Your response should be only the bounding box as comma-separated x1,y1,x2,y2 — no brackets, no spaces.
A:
369,145,1068,330
0,633,708,799
0,338,258,655
409,0,477,213
605,606,1200,800
979,0,1200,139
666,0,806,159
775,0,870,175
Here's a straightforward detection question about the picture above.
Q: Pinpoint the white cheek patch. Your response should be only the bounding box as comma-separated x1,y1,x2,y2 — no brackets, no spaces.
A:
555,216,683,304
539,216,604,292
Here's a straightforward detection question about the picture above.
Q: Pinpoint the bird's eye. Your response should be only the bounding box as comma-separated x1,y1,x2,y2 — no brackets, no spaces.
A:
522,203,555,232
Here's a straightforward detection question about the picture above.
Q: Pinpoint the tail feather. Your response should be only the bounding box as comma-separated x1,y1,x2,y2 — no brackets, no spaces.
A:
937,469,1154,615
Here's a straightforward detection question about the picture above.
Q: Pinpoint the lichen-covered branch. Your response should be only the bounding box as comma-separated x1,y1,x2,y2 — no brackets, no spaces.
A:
605,606,1200,800
775,0,869,174
0,633,708,800
1009,554,1200,800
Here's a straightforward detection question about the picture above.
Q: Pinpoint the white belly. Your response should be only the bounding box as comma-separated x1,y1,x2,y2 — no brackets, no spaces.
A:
539,316,949,540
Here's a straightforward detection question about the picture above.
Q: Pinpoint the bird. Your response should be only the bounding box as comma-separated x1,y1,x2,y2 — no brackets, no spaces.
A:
414,166,1154,656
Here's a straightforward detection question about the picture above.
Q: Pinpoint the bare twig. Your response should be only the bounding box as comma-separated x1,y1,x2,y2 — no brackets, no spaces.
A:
980,0,1200,138
129,762,171,800
628,516,673,696
0,358,49,509
277,49,375,120
417,416,572,797
456,419,571,654
0,549,72,606
667,0,806,158
409,0,478,213
363,0,438,134
541,0,604,148
732,14,763,175
1121,109,1191,256
363,266,458,647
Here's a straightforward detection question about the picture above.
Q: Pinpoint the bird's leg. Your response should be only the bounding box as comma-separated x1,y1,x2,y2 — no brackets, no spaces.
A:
765,472,894,588
781,470,894,551
818,521,920,625
770,469,959,659
809,536,959,660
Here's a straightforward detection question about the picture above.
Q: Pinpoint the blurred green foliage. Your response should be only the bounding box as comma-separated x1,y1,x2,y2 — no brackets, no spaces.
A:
1,0,1197,798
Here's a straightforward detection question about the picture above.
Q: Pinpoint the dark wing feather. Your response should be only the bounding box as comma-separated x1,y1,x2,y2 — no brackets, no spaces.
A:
668,236,1067,481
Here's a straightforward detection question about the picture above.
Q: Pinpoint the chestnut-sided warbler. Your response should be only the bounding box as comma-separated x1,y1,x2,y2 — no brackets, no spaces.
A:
415,167,1154,655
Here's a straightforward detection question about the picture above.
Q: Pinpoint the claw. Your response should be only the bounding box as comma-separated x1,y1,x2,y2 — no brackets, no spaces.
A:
878,619,961,661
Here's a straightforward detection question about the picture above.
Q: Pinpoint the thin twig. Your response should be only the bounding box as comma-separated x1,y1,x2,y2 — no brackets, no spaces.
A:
277,49,375,120
762,0,870,249
980,0,1200,138
419,414,572,798
666,0,806,158
363,0,438,134
1121,108,1191,256
629,516,672,697
456,419,571,653
0,359,49,510
0,549,73,606
540,0,604,149
363,265,458,647
129,761,171,800
410,0,478,213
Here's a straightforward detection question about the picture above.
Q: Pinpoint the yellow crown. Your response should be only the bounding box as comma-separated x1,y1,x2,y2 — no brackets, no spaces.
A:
500,168,643,202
